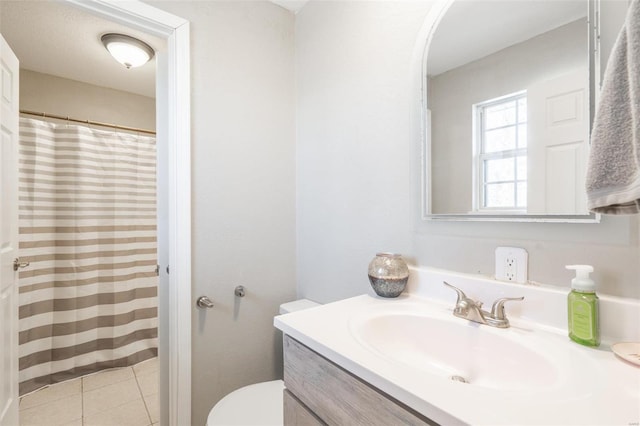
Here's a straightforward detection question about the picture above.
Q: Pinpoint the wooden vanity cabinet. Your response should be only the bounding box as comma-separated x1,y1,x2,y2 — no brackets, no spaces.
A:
282,335,436,426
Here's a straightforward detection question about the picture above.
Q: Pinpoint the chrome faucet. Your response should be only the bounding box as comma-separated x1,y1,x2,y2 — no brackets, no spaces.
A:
443,281,523,328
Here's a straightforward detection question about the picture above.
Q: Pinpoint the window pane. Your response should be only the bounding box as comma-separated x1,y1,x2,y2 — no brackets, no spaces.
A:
517,156,527,180
485,101,516,129
476,93,528,211
518,98,527,123
484,126,516,153
485,183,514,208
517,124,527,148
485,158,514,182
517,182,527,208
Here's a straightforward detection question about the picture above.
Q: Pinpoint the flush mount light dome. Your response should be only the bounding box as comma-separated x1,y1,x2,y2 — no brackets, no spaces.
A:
101,33,155,69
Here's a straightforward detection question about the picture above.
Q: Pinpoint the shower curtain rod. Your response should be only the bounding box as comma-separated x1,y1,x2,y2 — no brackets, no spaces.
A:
20,109,156,135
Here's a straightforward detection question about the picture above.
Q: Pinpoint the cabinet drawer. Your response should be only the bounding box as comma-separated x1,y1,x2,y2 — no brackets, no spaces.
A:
283,335,435,426
284,389,325,426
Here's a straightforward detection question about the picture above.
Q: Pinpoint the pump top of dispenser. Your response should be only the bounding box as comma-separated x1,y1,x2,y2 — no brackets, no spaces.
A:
566,265,595,292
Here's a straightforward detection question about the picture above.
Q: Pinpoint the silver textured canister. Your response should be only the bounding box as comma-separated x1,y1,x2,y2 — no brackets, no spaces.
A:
367,253,409,298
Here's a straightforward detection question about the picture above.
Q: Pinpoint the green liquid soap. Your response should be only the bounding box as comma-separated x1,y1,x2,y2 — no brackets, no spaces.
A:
566,264,600,347
567,289,600,347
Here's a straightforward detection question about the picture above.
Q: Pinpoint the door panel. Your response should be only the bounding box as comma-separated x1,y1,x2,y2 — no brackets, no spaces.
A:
0,33,19,426
528,70,589,214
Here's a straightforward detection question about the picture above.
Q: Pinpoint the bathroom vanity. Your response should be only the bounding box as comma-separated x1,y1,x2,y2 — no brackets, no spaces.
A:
275,267,640,425
283,335,433,425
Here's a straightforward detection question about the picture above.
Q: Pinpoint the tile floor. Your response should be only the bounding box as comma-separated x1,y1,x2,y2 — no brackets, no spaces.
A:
19,358,158,426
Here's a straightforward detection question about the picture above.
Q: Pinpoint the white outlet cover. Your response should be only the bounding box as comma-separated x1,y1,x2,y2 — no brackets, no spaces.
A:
495,247,528,283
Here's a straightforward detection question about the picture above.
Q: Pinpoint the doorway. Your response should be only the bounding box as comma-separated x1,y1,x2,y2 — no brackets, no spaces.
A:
0,1,191,425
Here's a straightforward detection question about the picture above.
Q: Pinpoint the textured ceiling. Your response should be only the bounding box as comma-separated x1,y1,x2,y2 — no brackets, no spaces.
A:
0,1,307,99
0,1,164,98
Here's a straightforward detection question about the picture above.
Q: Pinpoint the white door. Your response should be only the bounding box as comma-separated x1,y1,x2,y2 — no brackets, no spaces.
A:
0,34,20,426
528,69,589,214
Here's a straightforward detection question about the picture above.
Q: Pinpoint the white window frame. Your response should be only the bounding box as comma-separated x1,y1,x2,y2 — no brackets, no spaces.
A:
472,91,527,213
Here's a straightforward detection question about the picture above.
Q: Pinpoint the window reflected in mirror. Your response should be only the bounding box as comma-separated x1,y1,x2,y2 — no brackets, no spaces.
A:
475,92,528,212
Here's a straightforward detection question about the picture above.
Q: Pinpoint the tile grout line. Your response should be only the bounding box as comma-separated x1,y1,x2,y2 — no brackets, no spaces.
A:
133,366,153,426
83,375,149,425
82,367,144,424
18,380,83,418
81,375,85,426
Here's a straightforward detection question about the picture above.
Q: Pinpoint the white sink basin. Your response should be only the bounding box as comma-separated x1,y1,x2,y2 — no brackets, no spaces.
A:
351,312,559,391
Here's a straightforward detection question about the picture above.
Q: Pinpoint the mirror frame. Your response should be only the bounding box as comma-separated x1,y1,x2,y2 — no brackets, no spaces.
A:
420,0,601,223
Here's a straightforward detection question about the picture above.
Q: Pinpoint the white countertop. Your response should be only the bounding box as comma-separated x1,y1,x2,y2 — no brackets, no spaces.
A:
274,267,640,426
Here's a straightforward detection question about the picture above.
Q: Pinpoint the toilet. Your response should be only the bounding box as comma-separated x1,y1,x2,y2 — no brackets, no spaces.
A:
206,299,319,426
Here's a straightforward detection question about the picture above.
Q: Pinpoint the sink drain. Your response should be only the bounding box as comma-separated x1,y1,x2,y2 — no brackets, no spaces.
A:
450,375,468,384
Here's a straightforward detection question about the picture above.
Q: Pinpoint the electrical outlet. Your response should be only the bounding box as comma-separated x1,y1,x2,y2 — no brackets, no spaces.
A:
495,247,528,283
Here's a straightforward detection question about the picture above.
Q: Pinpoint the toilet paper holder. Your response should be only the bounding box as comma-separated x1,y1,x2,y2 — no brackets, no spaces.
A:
196,296,214,309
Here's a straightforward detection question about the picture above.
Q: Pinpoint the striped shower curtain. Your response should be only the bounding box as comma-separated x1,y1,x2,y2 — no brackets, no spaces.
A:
17,118,158,395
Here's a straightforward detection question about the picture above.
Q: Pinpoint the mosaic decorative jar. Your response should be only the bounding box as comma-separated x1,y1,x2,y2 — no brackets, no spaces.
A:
367,253,409,298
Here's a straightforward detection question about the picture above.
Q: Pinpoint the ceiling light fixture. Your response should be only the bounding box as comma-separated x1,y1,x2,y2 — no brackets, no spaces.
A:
101,33,155,69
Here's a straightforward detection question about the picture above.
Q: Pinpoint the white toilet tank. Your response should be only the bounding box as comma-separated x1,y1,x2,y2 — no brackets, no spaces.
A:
279,298,319,314
206,299,319,426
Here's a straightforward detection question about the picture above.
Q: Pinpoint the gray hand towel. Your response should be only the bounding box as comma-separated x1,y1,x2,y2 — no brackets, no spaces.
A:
586,0,640,214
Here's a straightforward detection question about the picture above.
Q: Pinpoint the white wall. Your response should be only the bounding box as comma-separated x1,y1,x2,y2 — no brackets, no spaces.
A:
146,2,297,425
296,1,431,302
296,0,639,303
19,70,155,130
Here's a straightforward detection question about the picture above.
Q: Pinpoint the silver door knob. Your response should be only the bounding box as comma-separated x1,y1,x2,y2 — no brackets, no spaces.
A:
196,296,214,309
13,258,29,271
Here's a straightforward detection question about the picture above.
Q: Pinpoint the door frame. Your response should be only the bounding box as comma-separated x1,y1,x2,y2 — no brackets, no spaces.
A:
63,1,192,425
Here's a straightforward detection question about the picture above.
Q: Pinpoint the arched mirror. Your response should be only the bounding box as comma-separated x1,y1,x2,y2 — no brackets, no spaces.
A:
423,0,600,222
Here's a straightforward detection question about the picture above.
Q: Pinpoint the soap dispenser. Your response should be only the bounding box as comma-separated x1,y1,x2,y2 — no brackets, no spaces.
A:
566,265,600,347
